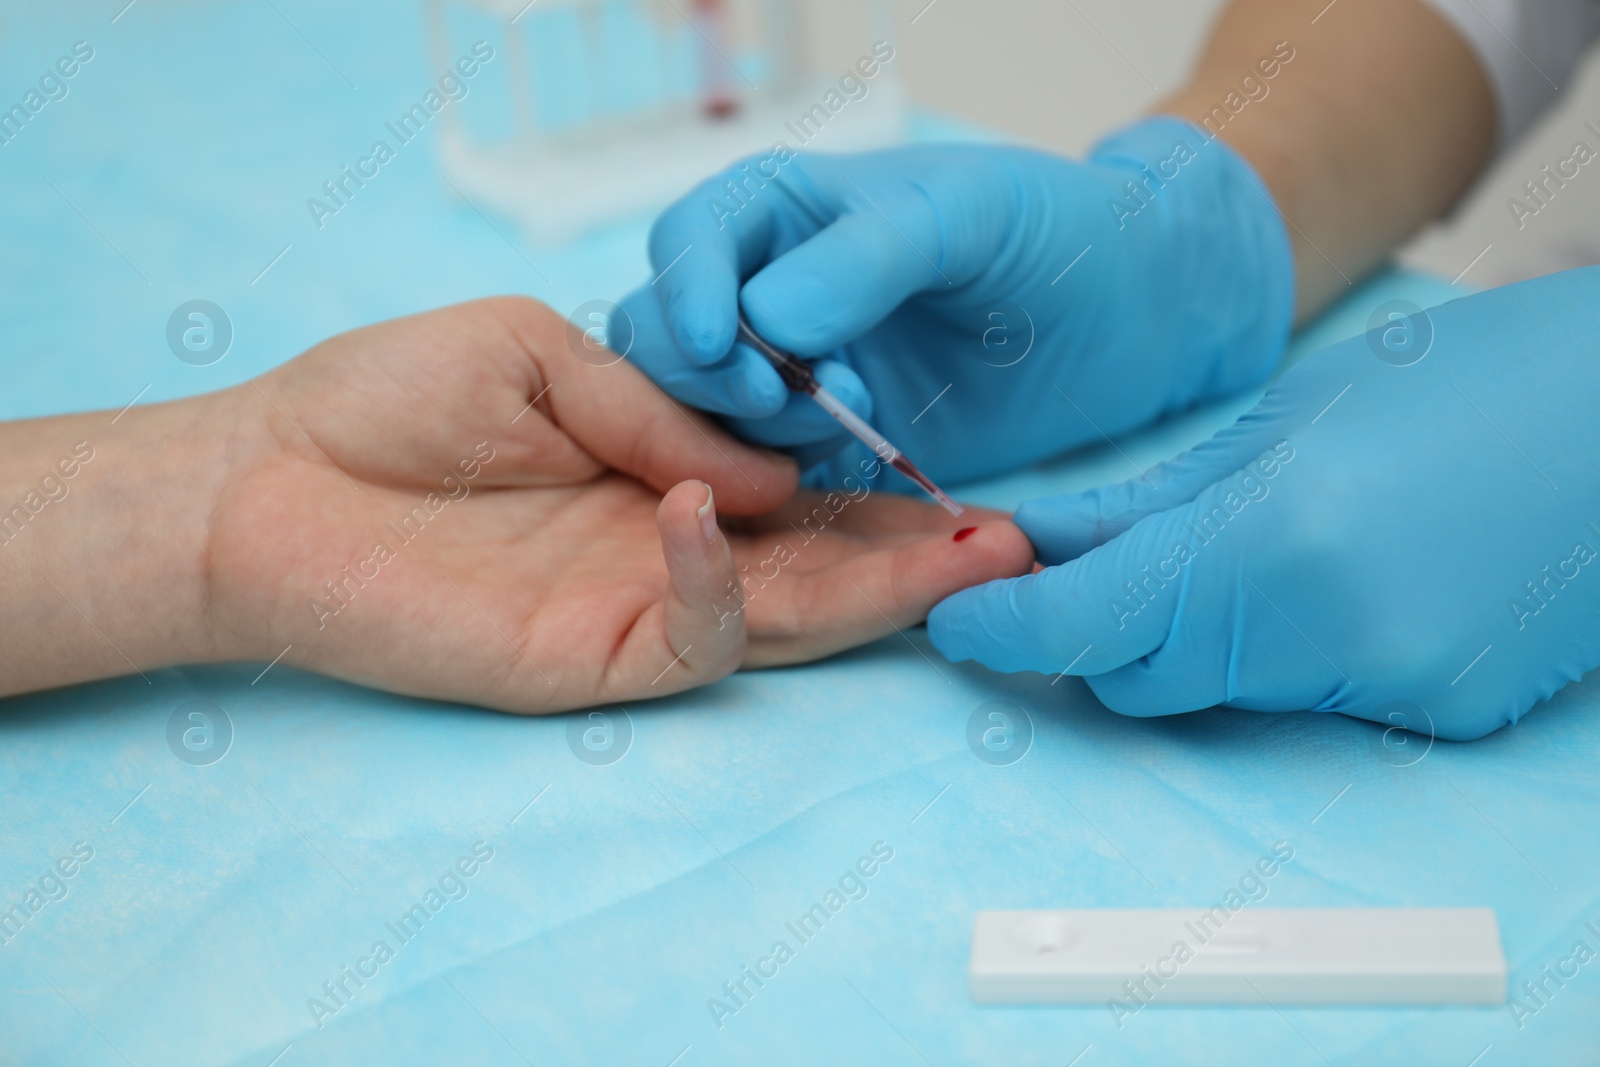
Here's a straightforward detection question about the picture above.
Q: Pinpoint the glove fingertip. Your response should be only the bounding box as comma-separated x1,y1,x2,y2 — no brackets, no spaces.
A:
926,594,975,663
928,579,1022,667
730,348,789,417
669,307,736,367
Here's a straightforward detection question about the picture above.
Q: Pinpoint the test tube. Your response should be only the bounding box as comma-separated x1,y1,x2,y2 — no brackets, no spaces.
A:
692,0,739,119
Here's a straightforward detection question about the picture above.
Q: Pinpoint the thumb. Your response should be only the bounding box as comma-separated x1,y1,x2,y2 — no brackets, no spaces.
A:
740,146,1061,356
607,481,748,701
655,480,748,694
1016,389,1300,565
740,146,1015,355
741,203,948,356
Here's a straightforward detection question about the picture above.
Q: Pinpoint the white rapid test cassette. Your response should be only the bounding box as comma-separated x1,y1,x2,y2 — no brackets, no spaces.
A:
971,908,1506,1005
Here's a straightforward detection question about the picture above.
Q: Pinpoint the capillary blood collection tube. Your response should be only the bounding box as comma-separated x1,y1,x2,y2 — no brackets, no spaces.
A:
691,0,739,119
736,315,965,517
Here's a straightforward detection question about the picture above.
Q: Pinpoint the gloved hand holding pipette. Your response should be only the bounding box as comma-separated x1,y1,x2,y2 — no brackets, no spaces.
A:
619,116,1293,488
618,0,1600,739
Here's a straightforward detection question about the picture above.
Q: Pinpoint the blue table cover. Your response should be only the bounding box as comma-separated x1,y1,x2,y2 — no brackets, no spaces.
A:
2,4,1597,1064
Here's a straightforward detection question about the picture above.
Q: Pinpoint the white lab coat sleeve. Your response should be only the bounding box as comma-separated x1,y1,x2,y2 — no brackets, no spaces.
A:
1420,0,1600,148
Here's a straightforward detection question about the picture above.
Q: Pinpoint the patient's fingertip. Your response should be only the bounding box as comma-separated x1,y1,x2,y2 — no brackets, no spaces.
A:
658,480,717,558
936,520,1035,572
697,482,719,544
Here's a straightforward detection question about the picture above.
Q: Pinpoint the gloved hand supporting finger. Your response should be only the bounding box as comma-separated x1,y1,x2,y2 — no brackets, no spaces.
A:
1016,391,1302,565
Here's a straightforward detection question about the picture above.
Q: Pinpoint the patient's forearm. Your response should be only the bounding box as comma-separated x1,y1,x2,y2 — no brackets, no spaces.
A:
1158,0,1496,322
0,396,245,694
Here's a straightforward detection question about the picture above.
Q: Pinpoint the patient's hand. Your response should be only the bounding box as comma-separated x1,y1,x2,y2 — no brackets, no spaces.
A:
0,298,1031,712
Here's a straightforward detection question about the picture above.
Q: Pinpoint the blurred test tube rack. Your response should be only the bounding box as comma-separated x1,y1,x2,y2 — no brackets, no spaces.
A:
427,0,906,244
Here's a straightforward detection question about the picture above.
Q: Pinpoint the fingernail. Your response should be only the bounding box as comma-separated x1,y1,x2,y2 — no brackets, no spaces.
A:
698,482,718,544
953,526,978,542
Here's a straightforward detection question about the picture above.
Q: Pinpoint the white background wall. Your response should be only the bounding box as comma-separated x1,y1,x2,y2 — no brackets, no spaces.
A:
837,0,1600,288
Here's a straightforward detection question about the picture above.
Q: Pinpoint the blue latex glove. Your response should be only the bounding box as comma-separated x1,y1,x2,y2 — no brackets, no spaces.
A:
619,116,1294,487
930,267,1600,741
